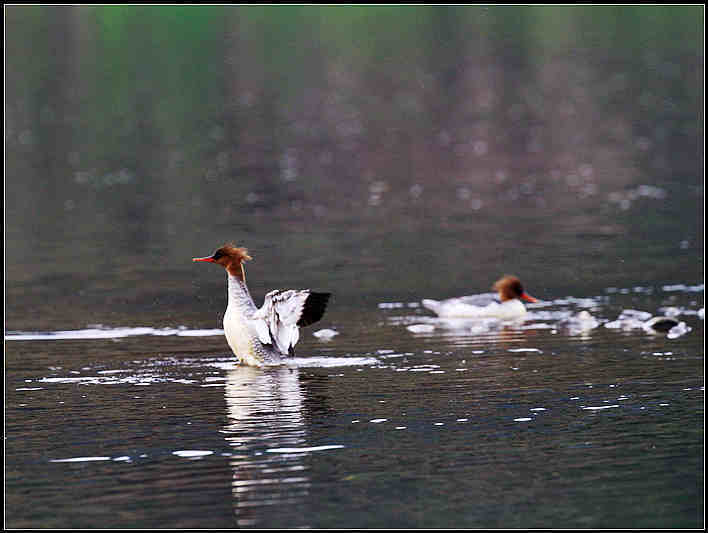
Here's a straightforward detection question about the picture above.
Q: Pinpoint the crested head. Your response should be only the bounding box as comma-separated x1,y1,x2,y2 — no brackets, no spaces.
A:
493,275,538,303
215,244,252,264
193,243,252,280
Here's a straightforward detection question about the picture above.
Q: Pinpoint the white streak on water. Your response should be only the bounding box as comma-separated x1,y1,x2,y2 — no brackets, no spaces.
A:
313,328,339,340
287,357,378,368
5,326,224,341
662,283,704,292
406,365,441,372
172,450,214,458
265,445,345,453
406,324,436,333
50,456,111,463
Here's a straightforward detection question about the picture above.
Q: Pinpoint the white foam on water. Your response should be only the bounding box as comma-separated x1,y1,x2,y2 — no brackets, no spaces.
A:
378,302,407,309
40,376,104,384
265,445,345,453
313,328,339,339
667,321,692,339
406,324,436,334
174,329,224,337
5,326,224,341
287,356,378,368
406,365,441,372
50,456,112,463
562,310,600,335
662,283,704,293
172,450,214,458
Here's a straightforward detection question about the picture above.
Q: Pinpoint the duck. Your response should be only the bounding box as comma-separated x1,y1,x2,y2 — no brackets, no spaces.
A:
193,244,330,366
421,275,538,319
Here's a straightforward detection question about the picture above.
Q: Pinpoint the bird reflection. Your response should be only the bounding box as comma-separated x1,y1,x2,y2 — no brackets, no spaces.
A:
222,366,309,527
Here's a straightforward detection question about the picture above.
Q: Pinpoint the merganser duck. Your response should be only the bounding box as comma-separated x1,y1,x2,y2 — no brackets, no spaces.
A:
193,244,330,366
422,275,538,319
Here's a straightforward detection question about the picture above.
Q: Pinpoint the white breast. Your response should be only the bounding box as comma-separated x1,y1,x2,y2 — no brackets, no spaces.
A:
223,307,263,366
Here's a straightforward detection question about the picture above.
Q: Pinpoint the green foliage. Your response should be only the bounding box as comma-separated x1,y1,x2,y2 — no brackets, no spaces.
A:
5,5,702,215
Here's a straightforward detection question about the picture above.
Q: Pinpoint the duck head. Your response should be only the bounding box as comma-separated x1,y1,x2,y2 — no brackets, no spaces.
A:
493,275,538,303
193,244,252,280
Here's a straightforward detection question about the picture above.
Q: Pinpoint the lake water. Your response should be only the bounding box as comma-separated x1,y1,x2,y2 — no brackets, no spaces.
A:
5,280,704,528
4,5,704,529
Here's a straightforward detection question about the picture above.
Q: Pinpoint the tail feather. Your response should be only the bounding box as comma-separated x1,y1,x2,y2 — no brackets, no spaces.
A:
297,292,331,327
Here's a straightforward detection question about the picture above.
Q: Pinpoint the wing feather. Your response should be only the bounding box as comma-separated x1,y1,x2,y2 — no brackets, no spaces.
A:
254,290,330,355
250,318,272,345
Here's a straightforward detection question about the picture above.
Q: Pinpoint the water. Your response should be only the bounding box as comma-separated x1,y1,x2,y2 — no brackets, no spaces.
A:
5,285,704,528
4,5,704,529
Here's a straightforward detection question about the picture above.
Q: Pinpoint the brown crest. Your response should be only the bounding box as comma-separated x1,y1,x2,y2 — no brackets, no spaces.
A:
193,243,252,280
492,275,537,303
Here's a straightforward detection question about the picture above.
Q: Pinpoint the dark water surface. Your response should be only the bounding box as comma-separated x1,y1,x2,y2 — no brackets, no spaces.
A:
5,5,704,530
5,286,704,529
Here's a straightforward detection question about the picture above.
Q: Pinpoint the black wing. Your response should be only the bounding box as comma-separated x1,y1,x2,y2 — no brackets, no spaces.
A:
297,292,331,327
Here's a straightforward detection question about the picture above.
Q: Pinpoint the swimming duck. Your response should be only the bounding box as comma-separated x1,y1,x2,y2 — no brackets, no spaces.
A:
422,275,538,319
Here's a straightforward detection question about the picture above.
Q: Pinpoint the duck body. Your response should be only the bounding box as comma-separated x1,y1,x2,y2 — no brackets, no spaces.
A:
194,245,330,366
222,272,278,366
422,295,528,319
422,276,537,320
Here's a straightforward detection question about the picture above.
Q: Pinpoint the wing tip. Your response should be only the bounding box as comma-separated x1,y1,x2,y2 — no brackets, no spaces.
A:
297,292,331,327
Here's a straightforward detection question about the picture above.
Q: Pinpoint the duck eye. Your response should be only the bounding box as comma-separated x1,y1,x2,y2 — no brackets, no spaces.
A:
212,251,223,260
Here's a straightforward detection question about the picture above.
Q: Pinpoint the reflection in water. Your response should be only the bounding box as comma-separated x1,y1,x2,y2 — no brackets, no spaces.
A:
222,366,309,528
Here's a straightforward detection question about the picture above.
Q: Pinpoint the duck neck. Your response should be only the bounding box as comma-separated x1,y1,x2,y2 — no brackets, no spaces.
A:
227,272,256,312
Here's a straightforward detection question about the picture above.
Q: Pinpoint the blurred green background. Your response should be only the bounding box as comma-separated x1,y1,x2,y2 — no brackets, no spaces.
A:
5,5,704,329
